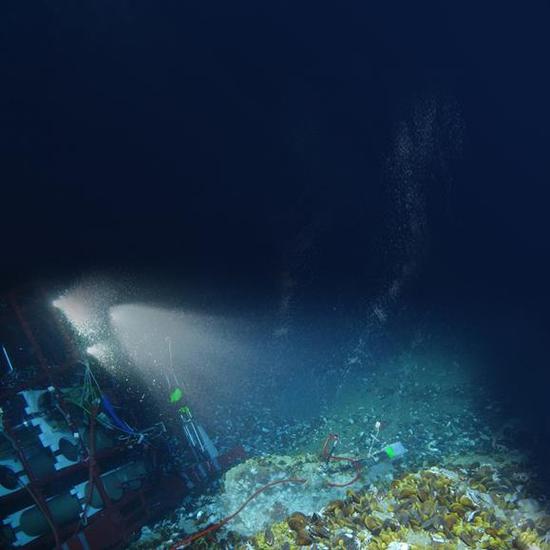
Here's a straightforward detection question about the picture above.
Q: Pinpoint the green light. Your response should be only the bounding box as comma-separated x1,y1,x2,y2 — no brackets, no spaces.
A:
384,445,396,459
169,387,183,403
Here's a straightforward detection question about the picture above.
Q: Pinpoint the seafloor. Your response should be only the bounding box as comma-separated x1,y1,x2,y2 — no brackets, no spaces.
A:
130,347,550,549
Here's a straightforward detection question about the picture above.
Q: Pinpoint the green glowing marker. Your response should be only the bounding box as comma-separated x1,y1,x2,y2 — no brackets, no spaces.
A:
169,387,183,404
383,442,407,460
384,445,396,459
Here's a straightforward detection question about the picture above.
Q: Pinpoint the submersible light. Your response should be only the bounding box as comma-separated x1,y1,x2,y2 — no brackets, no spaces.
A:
85,342,115,365
51,281,119,341
86,344,102,359
51,294,99,339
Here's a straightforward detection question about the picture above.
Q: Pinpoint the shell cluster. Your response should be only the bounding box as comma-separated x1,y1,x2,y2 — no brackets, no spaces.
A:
239,463,550,550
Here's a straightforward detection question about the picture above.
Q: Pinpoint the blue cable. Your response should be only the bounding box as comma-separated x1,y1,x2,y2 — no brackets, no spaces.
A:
100,394,136,435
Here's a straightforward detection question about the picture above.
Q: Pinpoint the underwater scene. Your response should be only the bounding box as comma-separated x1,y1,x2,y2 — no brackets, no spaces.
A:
1,279,549,550
2,2,550,550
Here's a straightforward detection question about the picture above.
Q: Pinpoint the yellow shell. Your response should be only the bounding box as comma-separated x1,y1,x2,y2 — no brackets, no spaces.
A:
459,495,475,508
287,512,307,532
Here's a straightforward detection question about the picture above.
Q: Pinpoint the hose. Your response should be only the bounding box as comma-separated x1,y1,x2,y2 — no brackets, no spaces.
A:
81,406,98,521
320,433,363,487
16,479,61,549
4,431,61,549
324,454,363,487
170,477,307,549
170,432,363,547
70,406,98,539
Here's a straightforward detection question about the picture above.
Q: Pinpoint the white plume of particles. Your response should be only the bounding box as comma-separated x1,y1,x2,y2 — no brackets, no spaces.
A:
378,95,463,316
274,215,327,338
345,95,464,367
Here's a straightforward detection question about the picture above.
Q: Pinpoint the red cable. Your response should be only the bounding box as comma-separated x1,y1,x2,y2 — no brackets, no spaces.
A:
325,454,362,487
170,433,362,548
320,433,339,460
81,407,98,518
321,433,363,487
170,477,306,549
71,406,98,539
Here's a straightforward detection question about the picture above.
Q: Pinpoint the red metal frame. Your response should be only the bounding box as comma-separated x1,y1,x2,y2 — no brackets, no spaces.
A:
1,287,247,549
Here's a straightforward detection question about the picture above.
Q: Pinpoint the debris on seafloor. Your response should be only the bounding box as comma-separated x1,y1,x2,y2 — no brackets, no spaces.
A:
207,453,394,536
131,456,550,550
129,354,547,550
245,461,550,550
